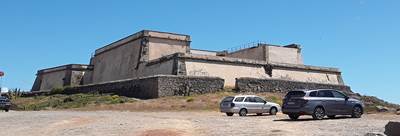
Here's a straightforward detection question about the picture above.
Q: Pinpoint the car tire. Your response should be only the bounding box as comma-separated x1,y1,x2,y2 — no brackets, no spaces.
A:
5,109,9,112
351,106,363,118
312,107,325,120
226,112,234,116
327,115,336,119
269,107,277,115
288,114,300,120
239,109,247,116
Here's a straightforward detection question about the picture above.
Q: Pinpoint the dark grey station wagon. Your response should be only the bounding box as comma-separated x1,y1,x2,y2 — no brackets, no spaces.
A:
282,89,364,120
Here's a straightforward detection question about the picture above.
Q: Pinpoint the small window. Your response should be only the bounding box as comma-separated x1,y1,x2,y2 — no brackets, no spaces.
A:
254,97,265,103
309,91,317,97
234,97,245,102
317,90,334,97
332,90,346,99
244,97,255,102
222,97,234,102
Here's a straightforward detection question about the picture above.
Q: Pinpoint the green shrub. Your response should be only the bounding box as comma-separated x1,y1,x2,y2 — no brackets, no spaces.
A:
186,97,194,102
50,87,64,95
11,93,135,111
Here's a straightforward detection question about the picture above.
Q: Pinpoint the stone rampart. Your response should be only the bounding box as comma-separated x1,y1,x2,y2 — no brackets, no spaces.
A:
235,77,352,94
58,75,224,99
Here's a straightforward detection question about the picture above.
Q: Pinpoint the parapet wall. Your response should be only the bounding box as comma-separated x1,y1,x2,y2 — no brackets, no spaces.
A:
235,77,352,94
62,75,224,99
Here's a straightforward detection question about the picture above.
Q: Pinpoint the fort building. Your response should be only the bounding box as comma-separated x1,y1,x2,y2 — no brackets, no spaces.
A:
31,30,348,98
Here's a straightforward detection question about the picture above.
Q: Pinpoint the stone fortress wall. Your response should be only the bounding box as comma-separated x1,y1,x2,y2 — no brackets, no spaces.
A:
31,30,351,98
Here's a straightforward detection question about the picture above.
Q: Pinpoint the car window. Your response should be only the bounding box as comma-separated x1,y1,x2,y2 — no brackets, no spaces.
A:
332,90,346,99
244,97,255,102
309,91,317,97
222,97,234,102
317,90,334,97
234,97,245,102
285,91,306,98
254,97,265,103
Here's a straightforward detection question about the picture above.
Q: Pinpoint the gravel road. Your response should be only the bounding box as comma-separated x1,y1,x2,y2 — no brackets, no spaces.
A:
0,111,397,136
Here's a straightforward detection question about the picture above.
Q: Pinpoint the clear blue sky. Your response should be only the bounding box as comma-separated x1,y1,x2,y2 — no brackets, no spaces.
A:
1,1,399,104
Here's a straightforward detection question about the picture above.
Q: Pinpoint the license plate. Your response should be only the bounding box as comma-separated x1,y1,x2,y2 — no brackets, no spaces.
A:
287,102,295,105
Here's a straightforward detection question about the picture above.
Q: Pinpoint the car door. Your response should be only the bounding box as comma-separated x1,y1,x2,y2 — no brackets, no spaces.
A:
331,90,348,114
317,90,336,114
254,97,268,113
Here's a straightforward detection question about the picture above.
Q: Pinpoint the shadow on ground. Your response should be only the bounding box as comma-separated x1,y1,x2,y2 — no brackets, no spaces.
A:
274,116,353,122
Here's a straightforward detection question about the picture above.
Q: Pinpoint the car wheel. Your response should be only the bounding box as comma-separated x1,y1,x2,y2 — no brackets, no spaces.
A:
288,114,300,120
239,109,247,116
351,106,363,118
327,115,336,119
5,109,9,112
226,112,234,116
269,107,277,115
312,107,325,120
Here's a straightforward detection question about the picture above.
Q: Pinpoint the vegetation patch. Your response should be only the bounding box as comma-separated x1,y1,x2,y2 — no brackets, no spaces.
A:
10,93,136,111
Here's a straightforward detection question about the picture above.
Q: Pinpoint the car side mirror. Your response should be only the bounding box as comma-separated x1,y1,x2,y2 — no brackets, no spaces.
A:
345,96,349,100
264,101,267,104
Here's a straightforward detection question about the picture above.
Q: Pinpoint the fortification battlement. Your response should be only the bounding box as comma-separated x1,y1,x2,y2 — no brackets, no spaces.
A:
94,30,191,56
37,64,93,75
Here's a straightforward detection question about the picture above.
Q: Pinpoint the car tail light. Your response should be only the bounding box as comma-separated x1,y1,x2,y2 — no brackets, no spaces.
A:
230,103,235,107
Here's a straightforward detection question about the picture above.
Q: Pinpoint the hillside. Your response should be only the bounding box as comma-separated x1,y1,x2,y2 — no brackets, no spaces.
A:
8,90,399,113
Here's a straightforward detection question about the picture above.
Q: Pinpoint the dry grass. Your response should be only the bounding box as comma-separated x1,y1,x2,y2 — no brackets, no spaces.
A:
73,91,285,112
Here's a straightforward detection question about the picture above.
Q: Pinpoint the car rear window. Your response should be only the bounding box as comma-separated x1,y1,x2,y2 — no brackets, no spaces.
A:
234,97,245,102
285,91,306,98
222,97,234,102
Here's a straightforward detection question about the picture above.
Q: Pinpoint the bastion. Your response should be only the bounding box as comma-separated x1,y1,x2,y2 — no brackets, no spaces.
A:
31,30,351,98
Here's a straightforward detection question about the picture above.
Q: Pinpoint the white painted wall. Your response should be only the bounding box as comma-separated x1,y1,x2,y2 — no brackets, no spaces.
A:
267,46,303,64
185,60,269,87
272,69,340,84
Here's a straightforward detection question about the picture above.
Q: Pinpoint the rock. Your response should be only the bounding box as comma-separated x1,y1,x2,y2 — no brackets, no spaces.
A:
384,121,400,136
364,132,385,136
376,106,389,112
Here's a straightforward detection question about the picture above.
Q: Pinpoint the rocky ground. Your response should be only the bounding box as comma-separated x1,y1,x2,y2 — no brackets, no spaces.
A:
0,111,398,136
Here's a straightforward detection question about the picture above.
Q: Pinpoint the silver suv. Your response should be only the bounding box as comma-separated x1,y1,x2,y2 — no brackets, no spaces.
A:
282,89,364,120
0,96,11,112
220,95,281,116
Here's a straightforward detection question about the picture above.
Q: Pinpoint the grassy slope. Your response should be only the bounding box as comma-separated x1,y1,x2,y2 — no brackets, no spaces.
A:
10,91,283,111
10,90,399,113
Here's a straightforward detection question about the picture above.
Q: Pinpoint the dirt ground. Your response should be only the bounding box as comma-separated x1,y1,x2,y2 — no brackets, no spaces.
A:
0,111,397,136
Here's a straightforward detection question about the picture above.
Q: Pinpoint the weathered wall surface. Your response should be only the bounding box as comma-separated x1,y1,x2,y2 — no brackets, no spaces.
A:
137,59,175,77
61,75,224,99
185,60,269,87
235,77,352,94
157,76,224,96
272,68,340,85
91,30,190,84
148,38,189,60
268,46,303,64
70,71,85,86
92,39,141,83
226,46,266,61
39,70,66,91
190,49,217,56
